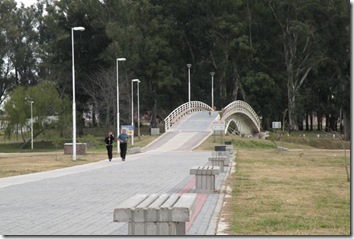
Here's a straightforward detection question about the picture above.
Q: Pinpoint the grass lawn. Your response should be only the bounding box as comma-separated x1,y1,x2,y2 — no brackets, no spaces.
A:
0,134,159,178
228,149,350,235
208,136,351,235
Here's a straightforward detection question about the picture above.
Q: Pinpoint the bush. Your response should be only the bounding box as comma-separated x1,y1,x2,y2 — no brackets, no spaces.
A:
77,134,99,149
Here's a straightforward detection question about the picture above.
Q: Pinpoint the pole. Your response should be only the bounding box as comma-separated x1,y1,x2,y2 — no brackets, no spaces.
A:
71,28,76,161
137,80,140,140
131,79,140,145
187,64,191,109
71,26,85,161
30,101,33,150
210,72,215,110
116,58,126,153
131,80,134,146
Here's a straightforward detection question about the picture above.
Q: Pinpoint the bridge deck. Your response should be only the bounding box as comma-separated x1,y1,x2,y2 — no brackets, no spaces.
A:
144,111,219,152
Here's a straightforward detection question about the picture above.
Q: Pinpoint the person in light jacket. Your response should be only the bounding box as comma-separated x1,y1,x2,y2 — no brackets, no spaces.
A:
118,129,129,161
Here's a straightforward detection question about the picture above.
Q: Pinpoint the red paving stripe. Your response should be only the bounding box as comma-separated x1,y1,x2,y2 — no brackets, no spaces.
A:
178,177,195,194
186,193,208,232
178,177,209,233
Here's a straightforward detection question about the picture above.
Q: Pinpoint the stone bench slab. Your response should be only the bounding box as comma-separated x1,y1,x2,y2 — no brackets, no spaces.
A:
114,193,197,223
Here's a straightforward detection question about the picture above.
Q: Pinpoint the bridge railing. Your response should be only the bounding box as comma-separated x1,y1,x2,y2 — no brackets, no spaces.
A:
221,100,261,132
164,101,213,132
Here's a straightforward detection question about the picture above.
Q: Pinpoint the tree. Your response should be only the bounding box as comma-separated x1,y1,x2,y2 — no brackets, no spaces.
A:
82,67,131,130
0,0,43,106
3,81,70,148
268,0,328,131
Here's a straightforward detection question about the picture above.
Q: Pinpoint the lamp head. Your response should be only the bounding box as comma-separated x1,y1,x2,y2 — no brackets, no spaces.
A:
210,72,215,76
72,26,85,31
117,58,126,61
132,79,140,83
187,64,192,68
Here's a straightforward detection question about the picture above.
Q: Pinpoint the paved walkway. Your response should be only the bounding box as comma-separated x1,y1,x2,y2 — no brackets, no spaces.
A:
0,111,232,235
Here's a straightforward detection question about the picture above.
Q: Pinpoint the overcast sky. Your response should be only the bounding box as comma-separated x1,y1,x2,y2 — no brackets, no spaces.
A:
16,0,37,7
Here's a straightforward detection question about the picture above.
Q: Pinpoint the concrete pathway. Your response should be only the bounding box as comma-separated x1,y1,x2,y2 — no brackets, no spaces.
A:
0,111,232,235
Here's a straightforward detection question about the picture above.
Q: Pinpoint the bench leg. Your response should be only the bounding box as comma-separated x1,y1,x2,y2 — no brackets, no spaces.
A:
128,222,186,235
195,175,216,193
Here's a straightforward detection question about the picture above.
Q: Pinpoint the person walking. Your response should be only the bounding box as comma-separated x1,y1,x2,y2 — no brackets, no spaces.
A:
105,131,114,161
118,129,129,161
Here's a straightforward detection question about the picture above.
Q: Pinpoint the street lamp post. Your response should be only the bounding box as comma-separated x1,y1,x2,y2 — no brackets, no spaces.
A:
187,64,192,109
116,57,126,153
71,26,85,161
131,79,140,146
136,80,141,141
210,72,215,110
30,101,34,150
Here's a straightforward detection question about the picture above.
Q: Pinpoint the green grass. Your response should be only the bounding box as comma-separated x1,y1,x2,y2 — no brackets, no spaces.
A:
224,148,350,235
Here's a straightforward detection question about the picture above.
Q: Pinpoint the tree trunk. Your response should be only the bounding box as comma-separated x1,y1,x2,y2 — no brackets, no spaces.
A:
287,86,298,131
150,99,157,128
325,113,330,132
343,110,350,140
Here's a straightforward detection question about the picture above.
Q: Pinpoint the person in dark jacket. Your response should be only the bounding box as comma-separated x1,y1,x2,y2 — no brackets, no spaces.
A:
118,129,129,161
105,131,114,161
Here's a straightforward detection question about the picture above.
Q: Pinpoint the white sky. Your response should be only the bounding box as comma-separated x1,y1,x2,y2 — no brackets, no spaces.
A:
16,0,37,7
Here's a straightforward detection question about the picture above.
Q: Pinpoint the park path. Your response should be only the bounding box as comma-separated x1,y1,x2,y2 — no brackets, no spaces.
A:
0,111,232,235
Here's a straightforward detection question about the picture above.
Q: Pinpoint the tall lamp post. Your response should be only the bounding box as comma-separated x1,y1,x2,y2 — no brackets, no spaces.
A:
210,72,215,110
131,79,140,146
187,64,192,109
30,101,34,150
71,26,85,161
136,80,141,140
116,57,126,153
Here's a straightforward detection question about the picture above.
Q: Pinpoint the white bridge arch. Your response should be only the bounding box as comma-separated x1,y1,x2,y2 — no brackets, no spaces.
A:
163,100,260,136
219,100,261,135
164,101,213,132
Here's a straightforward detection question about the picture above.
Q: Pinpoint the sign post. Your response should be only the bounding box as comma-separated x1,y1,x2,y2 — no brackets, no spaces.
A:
212,121,225,142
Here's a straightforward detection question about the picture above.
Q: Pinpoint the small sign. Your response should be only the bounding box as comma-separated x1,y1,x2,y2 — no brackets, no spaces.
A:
121,125,134,136
272,121,281,129
212,121,225,131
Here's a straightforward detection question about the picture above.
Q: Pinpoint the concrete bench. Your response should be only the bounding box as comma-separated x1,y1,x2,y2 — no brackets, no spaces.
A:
208,157,225,172
64,143,87,155
127,147,141,154
225,145,234,154
190,166,220,193
276,146,288,154
210,153,230,166
113,193,197,235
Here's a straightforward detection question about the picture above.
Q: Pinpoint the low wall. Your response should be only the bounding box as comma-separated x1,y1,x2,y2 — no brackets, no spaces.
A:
64,143,87,155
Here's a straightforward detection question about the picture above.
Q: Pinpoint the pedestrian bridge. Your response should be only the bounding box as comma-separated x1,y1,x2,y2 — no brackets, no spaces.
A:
164,100,261,136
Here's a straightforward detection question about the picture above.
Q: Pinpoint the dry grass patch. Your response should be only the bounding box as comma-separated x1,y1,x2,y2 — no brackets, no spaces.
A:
222,148,350,235
0,151,107,178
0,134,159,178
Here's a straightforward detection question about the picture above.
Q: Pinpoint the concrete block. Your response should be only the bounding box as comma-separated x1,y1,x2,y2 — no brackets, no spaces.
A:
151,128,160,135
210,155,230,166
64,143,87,155
113,193,197,235
208,157,225,171
190,166,220,193
171,193,197,222
127,147,141,154
113,194,148,222
159,194,180,221
146,194,170,222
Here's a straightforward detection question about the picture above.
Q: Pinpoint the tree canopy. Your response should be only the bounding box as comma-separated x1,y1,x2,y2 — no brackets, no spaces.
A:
0,0,350,139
